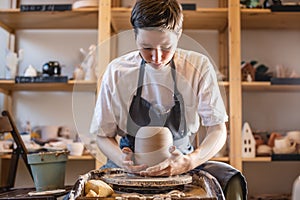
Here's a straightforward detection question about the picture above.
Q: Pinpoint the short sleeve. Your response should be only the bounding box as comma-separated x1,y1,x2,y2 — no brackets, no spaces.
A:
197,57,228,126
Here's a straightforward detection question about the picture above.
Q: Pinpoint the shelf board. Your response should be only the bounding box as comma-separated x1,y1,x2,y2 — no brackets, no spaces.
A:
111,7,228,32
241,8,300,30
0,8,98,32
68,154,95,160
0,7,228,33
219,81,229,87
0,80,97,92
242,81,300,92
0,80,227,93
242,157,271,162
0,153,95,160
211,156,229,162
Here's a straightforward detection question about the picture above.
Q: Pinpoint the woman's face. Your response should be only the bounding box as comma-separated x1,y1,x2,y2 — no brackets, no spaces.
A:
136,28,180,69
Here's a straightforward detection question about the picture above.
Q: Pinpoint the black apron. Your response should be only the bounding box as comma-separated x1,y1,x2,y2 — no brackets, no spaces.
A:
120,58,187,151
102,59,247,200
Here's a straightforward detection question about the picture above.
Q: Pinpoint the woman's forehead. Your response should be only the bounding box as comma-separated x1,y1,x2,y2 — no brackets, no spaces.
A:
136,28,178,45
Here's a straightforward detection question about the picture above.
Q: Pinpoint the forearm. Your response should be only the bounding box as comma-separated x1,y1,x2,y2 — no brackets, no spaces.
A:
188,123,227,169
96,135,123,167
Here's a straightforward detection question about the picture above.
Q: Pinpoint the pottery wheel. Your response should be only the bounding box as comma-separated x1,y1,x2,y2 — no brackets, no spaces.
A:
101,169,192,194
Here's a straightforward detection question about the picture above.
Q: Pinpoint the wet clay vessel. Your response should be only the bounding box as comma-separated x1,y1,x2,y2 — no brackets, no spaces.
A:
134,126,173,167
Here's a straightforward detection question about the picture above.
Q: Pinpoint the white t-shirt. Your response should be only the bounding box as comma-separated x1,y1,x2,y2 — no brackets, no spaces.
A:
90,48,228,139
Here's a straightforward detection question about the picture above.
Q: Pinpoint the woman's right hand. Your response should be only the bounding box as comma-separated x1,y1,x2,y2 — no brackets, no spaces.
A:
121,147,148,173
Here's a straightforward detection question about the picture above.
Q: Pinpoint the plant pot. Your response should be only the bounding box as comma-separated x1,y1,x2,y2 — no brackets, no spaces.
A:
27,150,68,191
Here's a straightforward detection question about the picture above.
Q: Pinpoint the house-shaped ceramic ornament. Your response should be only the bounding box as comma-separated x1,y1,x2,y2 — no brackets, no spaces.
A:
242,122,256,158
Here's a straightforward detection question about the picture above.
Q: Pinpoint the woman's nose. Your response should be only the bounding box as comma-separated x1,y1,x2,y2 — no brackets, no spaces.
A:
151,49,162,63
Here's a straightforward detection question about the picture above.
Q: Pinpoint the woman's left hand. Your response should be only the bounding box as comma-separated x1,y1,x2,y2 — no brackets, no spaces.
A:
139,146,192,176
122,147,148,173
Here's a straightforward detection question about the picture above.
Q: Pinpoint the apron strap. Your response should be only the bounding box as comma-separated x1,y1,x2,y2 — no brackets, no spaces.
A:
136,59,146,97
136,58,178,98
135,58,187,136
170,59,187,135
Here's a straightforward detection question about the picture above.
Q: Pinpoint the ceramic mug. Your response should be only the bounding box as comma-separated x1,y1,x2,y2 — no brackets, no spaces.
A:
57,126,71,139
274,136,292,149
273,136,296,154
287,131,300,144
34,126,59,141
67,142,84,156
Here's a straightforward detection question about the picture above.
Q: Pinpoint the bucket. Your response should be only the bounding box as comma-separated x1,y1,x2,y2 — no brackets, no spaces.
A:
27,150,68,191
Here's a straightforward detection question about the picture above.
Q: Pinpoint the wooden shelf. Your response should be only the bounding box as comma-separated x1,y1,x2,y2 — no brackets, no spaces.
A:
68,154,95,160
242,81,300,92
0,7,228,33
0,8,98,32
211,156,229,162
241,8,300,30
0,153,95,160
0,80,226,94
242,157,271,162
111,7,228,32
219,81,229,87
0,80,97,93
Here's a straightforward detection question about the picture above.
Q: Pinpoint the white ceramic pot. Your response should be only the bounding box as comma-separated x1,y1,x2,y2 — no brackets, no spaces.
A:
274,136,292,149
287,131,300,144
67,142,84,156
273,136,296,154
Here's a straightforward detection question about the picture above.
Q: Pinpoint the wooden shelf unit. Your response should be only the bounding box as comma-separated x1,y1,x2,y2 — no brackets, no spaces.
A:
111,7,228,32
0,153,95,161
0,8,98,33
0,6,101,165
242,82,300,92
242,157,272,162
241,8,300,30
0,80,97,93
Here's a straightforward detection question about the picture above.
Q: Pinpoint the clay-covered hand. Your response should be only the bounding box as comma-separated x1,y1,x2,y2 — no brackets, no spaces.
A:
121,147,148,173
139,146,192,177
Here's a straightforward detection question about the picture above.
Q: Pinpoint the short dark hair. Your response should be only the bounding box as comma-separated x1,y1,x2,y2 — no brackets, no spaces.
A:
131,0,183,34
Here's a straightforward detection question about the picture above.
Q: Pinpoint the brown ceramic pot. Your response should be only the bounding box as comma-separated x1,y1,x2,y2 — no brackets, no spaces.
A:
134,126,173,167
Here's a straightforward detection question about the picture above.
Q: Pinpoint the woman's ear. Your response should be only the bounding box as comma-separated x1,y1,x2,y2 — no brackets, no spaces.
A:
177,29,182,39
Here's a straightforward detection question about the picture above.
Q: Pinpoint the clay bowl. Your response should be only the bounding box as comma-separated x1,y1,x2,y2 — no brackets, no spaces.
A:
134,126,173,167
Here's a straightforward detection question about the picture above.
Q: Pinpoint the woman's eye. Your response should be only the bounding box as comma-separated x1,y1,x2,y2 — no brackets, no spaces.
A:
161,47,172,51
143,48,153,51
141,47,172,52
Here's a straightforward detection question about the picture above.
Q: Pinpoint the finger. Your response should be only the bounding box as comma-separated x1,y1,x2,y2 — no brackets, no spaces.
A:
122,147,133,154
123,160,134,166
144,160,169,174
128,164,148,173
140,167,170,177
169,146,184,160
122,147,133,161
169,145,176,153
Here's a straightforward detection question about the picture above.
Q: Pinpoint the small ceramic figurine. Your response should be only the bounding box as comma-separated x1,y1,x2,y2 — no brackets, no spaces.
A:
73,65,85,80
79,44,97,81
24,65,37,77
5,49,23,79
